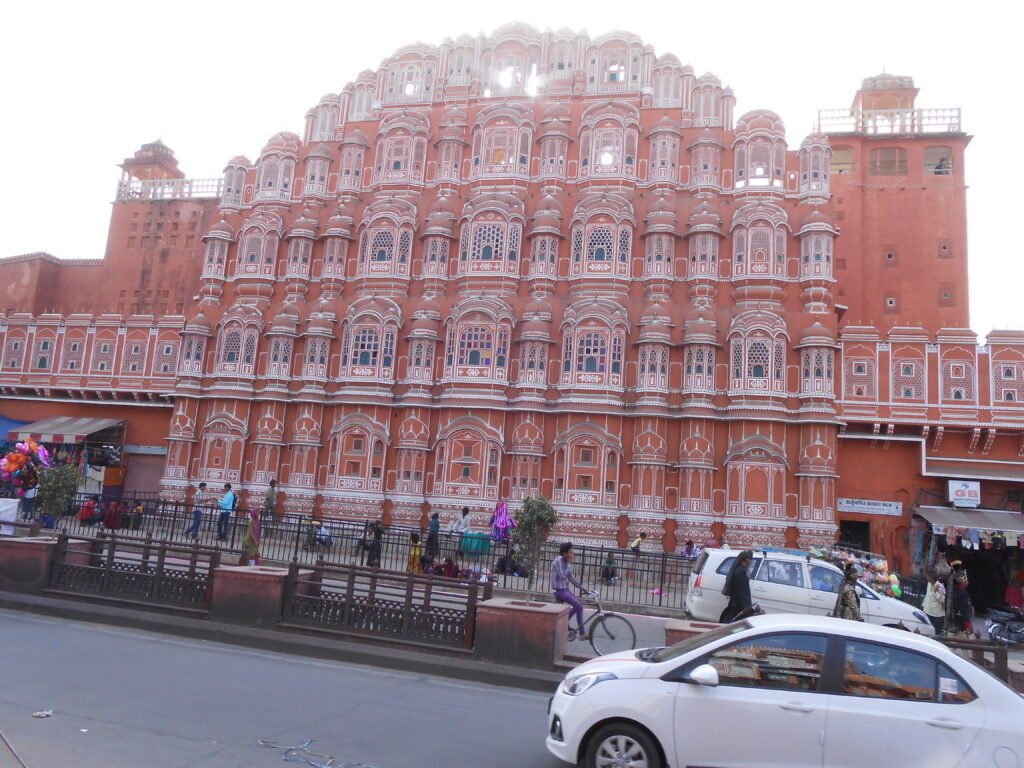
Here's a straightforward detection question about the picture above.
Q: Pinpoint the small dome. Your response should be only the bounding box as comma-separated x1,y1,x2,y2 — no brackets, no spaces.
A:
542,102,571,121
270,311,299,333
861,73,915,91
735,109,785,137
798,321,836,346
208,219,234,237
649,115,680,134
798,207,834,230
185,312,211,333
416,294,441,317
429,195,456,218
224,155,251,169
525,295,551,318
341,128,370,147
334,200,356,221
441,107,468,126
684,310,719,343
655,52,682,67
261,131,301,156
307,143,332,160
799,435,836,472
680,432,715,466
307,313,333,333
409,314,441,335
687,199,722,230
800,132,829,150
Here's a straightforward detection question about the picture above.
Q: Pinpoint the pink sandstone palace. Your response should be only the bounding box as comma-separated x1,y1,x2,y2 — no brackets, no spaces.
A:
1,23,1020,574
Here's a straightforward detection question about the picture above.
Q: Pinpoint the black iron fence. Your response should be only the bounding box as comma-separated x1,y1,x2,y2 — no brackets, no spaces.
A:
34,495,698,612
281,561,491,649
46,532,221,613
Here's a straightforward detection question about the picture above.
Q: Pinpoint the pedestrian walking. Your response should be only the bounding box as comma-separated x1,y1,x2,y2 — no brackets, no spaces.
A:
719,550,754,623
426,512,440,558
184,482,207,540
551,542,588,640
490,501,515,543
832,562,863,621
944,559,966,628
366,520,383,567
131,500,144,531
407,532,424,574
217,483,234,541
950,572,974,635
238,507,262,565
102,500,122,531
262,479,277,525
923,570,946,634
20,486,38,520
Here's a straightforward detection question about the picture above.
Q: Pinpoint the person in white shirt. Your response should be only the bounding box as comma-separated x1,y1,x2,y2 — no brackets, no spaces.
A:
923,570,946,634
447,506,472,555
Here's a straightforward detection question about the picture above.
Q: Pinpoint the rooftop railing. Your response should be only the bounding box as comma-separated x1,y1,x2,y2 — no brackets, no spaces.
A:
116,177,224,202
817,107,962,135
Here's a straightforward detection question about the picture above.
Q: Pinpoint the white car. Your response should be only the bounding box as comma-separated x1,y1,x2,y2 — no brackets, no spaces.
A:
546,614,1024,768
685,547,934,635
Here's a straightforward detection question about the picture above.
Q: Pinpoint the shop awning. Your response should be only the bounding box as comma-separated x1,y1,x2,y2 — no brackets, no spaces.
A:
916,505,1024,534
8,416,124,444
923,459,1024,484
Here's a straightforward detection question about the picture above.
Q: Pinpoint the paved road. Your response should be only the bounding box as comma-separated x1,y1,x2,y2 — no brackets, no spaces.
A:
0,610,564,768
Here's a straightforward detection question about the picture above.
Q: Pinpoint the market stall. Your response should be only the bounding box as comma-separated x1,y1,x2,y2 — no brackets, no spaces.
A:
912,505,1024,612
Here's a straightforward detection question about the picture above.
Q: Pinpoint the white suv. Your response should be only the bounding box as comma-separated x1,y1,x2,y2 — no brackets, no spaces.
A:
685,548,933,635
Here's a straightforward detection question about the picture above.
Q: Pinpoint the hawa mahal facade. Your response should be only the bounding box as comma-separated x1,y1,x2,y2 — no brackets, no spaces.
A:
2,23,1020,569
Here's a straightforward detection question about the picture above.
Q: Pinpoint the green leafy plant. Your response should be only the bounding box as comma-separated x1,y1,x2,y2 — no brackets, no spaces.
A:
511,496,558,594
37,464,80,519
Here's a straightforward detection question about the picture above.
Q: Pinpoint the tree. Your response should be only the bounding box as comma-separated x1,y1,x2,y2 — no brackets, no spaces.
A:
36,464,80,520
511,496,558,595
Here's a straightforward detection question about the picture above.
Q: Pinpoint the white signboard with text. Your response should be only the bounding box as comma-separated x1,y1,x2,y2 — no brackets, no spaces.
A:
837,498,904,517
948,480,981,508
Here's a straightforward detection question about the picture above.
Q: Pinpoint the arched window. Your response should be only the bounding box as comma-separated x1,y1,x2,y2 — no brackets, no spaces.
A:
353,329,379,366
570,220,632,278
222,330,240,364
730,333,787,393
458,326,493,366
222,167,245,207
338,146,364,190
256,156,295,200
576,332,606,373
473,121,531,177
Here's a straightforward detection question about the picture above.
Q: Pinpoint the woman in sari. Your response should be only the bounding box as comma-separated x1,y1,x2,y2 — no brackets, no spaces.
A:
239,507,262,566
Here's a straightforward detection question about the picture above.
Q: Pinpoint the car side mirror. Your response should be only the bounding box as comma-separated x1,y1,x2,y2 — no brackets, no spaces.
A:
687,664,719,687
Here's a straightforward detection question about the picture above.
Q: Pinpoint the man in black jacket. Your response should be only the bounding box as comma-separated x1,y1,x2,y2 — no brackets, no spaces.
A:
720,550,754,623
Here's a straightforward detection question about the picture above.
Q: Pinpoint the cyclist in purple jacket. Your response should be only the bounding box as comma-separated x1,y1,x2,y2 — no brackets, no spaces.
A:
552,542,587,639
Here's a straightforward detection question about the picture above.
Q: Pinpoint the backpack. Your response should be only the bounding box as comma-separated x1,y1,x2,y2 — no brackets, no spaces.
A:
231,493,239,512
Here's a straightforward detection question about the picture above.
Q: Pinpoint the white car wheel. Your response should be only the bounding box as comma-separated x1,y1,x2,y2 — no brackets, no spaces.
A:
585,723,662,768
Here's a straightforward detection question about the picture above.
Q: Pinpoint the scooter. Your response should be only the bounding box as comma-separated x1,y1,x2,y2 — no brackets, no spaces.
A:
986,606,1024,646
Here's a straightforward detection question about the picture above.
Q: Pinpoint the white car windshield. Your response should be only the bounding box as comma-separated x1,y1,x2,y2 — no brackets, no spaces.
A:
648,621,752,663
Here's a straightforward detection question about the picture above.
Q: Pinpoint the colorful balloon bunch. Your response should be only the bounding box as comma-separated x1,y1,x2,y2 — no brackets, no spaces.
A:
0,440,51,495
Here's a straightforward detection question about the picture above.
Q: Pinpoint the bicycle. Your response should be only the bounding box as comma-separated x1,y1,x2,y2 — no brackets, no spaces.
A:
566,590,637,656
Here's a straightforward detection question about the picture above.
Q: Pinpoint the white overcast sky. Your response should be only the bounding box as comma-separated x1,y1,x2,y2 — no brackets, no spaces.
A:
1,0,1018,336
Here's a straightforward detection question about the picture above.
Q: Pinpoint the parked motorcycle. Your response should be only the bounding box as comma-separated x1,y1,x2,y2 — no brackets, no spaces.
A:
986,606,1024,646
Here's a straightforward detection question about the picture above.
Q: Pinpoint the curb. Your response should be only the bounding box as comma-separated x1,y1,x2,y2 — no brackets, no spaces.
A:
0,591,564,693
